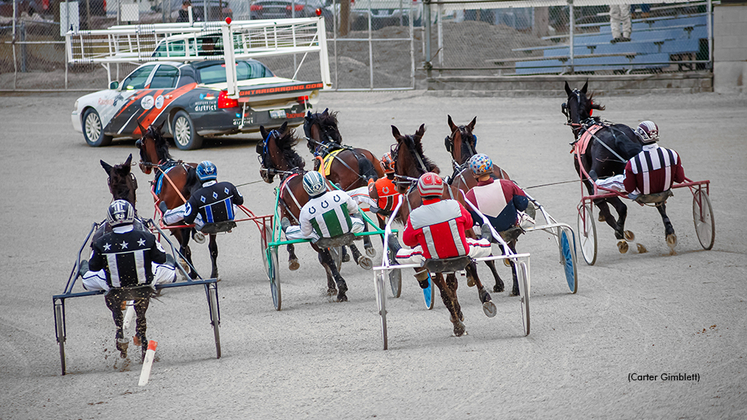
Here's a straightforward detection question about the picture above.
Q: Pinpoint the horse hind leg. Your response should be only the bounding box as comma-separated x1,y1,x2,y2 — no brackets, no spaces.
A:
208,234,219,279
105,290,128,358
177,229,198,279
361,224,376,257
444,273,466,337
657,203,677,252
607,197,632,254
319,249,348,302
287,243,300,271
466,263,496,317
348,244,373,270
132,292,151,361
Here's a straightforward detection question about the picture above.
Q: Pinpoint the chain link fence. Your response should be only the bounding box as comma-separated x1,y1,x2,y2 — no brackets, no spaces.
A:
0,0,713,91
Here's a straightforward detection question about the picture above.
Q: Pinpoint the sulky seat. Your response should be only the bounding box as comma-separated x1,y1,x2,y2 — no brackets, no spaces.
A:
199,221,237,235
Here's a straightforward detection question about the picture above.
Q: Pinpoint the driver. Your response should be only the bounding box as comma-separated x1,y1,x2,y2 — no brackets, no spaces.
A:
281,171,365,241
161,161,244,230
395,172,491,269
624,121,685,200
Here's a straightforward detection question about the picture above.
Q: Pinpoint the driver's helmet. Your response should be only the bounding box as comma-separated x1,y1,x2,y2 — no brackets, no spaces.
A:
417,172,444,198
302,171,327,198
380,153,395,174
107,200,135,227
635,121,659,144
468,153,493,177
197,160,218,182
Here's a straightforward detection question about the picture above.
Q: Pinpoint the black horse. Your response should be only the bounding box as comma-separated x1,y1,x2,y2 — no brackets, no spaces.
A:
563,81,645,253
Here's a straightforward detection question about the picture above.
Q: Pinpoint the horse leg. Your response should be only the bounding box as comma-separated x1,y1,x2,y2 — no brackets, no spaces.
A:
607,196,632,253
177,229,197,279
318,248,348,302
105,290,128,358
483,259,505,293
465,263,495,318
348,243,373,270
133,292,150,361
317,251,337,296
507,241,521,296
446,273,467,337
208,234,219,279
361,224,376,257
657,203,677,251
431,273,465,336
287,243,300,271
341,246,351,263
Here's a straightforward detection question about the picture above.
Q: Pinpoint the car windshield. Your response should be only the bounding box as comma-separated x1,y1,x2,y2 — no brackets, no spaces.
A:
197,60,274,84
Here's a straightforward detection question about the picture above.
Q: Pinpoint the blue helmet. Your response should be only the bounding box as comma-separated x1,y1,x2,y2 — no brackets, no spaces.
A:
302,171,327,198
107,200,135,227
197,160,217,182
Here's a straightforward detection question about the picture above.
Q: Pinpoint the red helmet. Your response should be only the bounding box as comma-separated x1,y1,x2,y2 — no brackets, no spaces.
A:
417,172,444,198
380,153,395,174
635,121,659,144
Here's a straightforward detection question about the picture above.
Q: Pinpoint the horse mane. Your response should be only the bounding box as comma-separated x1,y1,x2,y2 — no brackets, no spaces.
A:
403,134,439,174
149,125,173,162
277,128,306,170
305,109,343,148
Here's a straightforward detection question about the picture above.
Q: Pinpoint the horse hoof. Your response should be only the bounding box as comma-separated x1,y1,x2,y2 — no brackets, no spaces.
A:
365,246,376,258
452,321,466,337
327,287,337,297
503,259,512,267
482,301,497,318
357,256,373,270
624,230,635,241
493,282,504,293
617,240,629,254
193,231,206,244
336,292,348,302
189,271,199,280
510,288,520,297
467,277,475,287
636,243,648,254
598,214,606,223
289,259,300,271
666,233,678,249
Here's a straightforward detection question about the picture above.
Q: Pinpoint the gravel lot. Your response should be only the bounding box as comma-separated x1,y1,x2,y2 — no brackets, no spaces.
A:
0,90,745,419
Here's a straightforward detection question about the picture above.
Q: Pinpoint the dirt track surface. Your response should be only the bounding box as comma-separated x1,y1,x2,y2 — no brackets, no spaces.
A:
1,90,746,419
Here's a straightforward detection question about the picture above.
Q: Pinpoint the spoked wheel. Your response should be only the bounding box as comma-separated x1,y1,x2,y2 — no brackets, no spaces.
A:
54,303,66,375
559,227,578,294
208,284,221,359
260,225,271,280
269,246,281,311
387,248,402,298
517,261,530,336
693,189,715,250
422,272,435,310
577,201,597,266
375,271,388,350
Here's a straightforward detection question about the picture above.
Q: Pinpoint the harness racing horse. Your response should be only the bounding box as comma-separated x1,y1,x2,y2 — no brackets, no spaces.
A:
256,122,368,302
444,115,522,295
303,109,382,258
135,120,225,279
390,124,494,334
98,153,152,360
563,81,654,253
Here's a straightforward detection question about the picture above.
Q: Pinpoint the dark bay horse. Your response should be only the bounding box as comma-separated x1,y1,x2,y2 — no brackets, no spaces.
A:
98,154,151,360
256,122,368,302
444,115,523,295
135,121,226,279
303,109,382,257
563,81,649,253
390,124,494,335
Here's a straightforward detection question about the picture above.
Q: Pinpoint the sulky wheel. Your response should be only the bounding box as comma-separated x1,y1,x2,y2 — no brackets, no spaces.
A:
54,303,66,375
387,247,402,298
559,227,578,294
577,201,597,265
517,261,530,336
693,189,715,250
375,271,388,350
208,284,221,359
422,272,435,310
269,246,281,311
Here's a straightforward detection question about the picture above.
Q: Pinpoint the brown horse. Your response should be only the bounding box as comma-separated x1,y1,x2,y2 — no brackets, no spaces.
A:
390,124,494,336
257,122,368,302
304,109,384,257
443,116,519,295
135,121,227,280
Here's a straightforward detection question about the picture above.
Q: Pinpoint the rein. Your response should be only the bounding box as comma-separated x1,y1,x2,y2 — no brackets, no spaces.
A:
150,160,189,204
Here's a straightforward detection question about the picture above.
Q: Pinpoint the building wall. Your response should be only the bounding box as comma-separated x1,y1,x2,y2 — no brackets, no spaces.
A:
714,2,747,93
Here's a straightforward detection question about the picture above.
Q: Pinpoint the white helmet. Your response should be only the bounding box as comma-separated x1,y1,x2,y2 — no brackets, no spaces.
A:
302,171,326,198
635,121,659,144
107,200,135,227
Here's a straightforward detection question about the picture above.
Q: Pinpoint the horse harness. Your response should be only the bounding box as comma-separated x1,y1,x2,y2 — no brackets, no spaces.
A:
306,136,372,190
569,118,629,165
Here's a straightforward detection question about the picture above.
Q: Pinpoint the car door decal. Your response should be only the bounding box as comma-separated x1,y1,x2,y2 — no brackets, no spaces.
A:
130,83,199,136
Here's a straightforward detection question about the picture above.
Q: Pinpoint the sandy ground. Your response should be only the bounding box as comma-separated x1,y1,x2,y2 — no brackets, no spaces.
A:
0,90,746,419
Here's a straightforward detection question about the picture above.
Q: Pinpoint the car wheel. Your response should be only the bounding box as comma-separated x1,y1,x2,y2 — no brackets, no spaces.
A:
82,108,112,147
172,110,203,150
